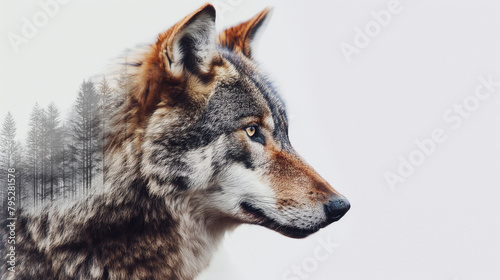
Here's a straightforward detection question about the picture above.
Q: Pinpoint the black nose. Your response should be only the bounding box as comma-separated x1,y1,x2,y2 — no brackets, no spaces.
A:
324,196,350,223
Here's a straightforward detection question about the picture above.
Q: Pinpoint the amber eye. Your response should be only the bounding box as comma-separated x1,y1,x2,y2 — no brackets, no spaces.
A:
244,124,265,145
245,126,256,137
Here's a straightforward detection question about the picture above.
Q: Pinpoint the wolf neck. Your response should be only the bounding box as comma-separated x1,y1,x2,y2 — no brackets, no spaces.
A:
96,179,224,279
101,147,228,279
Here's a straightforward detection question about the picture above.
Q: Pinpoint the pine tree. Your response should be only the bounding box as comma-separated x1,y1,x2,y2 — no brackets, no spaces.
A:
99,76,114,109
71,79,103,195
0,112,17,168
0,112,18,215
45,103,62,202
38,108,49,204
99,76,114,171
58,123,72,200
26,104,43,207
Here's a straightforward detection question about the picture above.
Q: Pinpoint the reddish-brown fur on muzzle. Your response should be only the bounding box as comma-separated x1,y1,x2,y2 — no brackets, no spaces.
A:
266,149,351,228
268,149,340,205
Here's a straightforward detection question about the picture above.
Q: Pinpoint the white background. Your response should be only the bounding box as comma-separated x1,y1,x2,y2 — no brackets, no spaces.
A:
1,1,500,280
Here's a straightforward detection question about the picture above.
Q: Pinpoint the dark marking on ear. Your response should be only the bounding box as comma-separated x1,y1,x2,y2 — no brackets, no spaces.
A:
178,36,224,84
179,35,201,75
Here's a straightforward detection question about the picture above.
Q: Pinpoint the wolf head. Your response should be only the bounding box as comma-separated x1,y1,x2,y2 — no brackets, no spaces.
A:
108,4,349,239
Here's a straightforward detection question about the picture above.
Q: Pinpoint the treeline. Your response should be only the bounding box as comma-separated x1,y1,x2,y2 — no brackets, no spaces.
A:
0,76,117,213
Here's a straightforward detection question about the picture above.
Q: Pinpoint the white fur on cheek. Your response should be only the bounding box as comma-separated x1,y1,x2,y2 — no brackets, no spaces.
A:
215,164,275,215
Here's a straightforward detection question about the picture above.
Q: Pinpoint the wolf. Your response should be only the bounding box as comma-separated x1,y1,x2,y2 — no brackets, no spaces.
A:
3,4,350,280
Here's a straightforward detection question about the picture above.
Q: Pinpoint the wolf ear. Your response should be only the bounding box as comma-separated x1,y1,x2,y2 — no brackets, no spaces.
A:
218,7,273,59
161,4,218,78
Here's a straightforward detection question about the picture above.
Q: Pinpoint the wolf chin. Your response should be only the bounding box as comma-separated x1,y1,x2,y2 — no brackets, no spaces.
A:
3,4,350,280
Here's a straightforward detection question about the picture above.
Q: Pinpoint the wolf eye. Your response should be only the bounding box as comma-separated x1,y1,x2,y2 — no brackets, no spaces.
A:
244,125,265,145
245,126,256,137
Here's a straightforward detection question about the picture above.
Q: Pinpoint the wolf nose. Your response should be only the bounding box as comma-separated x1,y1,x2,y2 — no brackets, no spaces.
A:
324,196,350,223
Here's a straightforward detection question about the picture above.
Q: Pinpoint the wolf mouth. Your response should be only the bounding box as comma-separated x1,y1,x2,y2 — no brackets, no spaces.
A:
240,201,320,239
